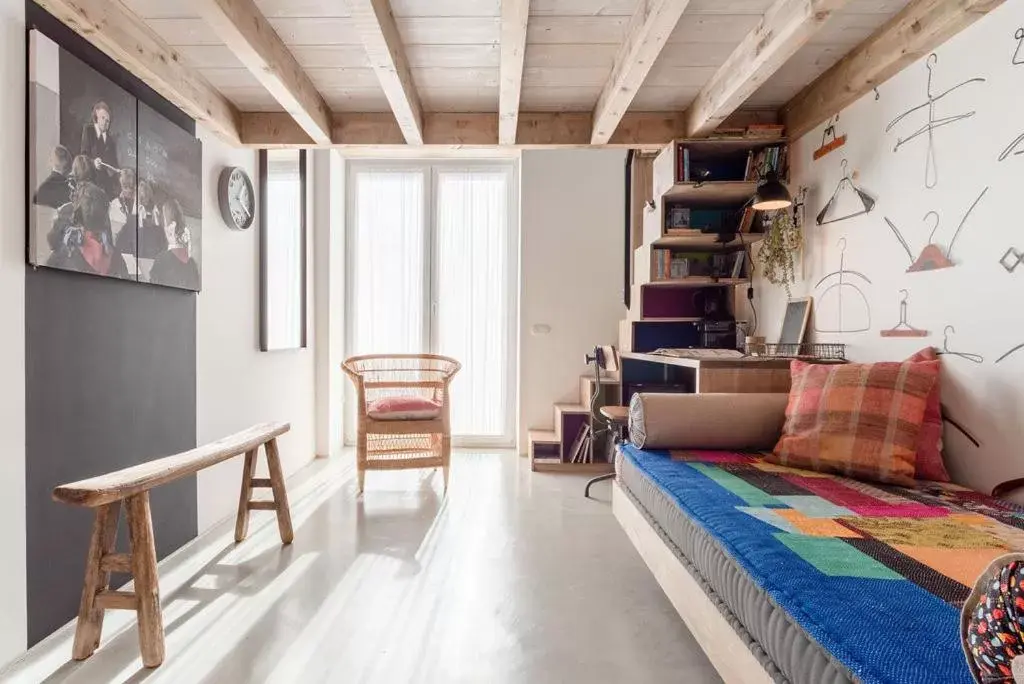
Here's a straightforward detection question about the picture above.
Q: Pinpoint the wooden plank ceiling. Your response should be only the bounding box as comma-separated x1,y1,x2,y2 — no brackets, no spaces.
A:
102,0,989,146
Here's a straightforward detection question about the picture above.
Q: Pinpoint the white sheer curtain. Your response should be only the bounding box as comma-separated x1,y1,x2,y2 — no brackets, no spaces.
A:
349,169,426,356
347,163,516,445
434,170,512,440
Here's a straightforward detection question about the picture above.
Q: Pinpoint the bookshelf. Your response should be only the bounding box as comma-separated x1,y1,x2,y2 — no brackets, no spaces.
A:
645,277,750,288
653,232,765,249
624,132,789,355
663,181,761,204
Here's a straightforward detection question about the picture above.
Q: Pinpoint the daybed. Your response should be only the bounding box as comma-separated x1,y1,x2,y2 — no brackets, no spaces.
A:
614,392,1024,684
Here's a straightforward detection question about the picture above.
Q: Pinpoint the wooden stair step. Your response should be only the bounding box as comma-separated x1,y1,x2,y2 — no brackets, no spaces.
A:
554,403,590,441
580,372,620,384
527,429,559,444
532,460,615,474
528,430,560,462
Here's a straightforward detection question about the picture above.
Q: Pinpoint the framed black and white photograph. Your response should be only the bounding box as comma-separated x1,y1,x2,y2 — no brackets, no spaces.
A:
28,29,202,291
260,149,307,351
137,101,202,290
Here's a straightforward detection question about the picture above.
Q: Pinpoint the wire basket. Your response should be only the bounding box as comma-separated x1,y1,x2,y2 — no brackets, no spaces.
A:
752,342,846,360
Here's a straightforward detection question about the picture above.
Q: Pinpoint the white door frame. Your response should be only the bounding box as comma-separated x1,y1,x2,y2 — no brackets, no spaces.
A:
343,159,520,448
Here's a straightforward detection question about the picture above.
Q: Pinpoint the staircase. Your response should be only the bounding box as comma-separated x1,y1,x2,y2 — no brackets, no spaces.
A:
527,372,622,473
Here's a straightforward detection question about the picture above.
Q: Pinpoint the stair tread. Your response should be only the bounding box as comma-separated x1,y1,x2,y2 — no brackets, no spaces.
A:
527,430,559,444
581,373,620,384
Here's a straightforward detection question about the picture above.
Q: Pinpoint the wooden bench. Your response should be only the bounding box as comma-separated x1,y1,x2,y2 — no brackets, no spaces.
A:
52,422,293,669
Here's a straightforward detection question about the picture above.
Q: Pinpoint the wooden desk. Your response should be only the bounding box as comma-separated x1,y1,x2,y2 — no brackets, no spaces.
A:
619,352,795,404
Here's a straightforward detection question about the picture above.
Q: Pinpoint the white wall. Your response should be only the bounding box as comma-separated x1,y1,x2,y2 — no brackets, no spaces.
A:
519,149,626,450
313,150,344,458
195,130,317,532
754,0,1024,493
0,0,27,666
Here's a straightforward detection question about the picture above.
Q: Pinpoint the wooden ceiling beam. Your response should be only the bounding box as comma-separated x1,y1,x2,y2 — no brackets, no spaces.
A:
685,0,849,138
782,0,1006,140
345,0,424,145
238,111,716,147
35,0,240,143
193,0,333,144
498,0,530,145
590,0,692,145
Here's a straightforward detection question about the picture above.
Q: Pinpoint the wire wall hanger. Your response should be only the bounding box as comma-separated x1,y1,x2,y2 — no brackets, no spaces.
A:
885,53,985,189
937,325,984,364
941,405,981,447
816,159,876,226
880,289,928,338
814,238,872,333
884,187,988,273
814,114,847,160
1014,28,1024,65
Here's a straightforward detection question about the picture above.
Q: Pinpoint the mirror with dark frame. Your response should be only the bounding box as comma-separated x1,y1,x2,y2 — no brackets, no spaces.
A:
259,148,307,352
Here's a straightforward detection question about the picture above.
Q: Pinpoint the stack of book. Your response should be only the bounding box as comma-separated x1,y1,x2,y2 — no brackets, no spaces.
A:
744,145,788,181
736,207,756,233
652,249,694,280
677,147,691,182
744,124,785,139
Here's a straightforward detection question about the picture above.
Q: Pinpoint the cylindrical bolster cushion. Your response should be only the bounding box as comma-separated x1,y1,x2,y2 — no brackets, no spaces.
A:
629,393,789,450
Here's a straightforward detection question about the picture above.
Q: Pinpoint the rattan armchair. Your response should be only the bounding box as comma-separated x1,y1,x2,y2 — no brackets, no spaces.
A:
342,354,461,494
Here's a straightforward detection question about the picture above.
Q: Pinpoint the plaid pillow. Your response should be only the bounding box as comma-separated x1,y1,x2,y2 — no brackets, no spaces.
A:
768,359,939,485
906,347,950,482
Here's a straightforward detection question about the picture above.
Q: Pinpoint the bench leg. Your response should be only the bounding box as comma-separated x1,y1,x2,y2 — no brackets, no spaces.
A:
234,448,258,543
126,492,164,668
72,501,120,661
234,441,294,545
265,438,294,545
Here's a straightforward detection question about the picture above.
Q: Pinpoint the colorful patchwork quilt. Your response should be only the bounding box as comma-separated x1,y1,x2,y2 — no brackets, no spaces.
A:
620,445,1024,684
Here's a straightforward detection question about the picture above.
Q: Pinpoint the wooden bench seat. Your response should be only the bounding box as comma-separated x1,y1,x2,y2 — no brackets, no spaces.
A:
52,422,294,669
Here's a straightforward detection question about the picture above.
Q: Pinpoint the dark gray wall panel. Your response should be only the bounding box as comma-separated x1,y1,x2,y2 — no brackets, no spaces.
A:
25,268,198,645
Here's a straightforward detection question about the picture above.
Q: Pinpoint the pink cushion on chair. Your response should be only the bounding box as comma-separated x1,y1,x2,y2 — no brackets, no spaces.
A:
367,395,442,421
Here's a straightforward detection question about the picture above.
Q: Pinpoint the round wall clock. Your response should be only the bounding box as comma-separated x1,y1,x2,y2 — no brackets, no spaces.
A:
218,166,255,230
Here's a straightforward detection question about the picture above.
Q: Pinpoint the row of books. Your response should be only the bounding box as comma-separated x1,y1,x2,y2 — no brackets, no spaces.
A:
664,207,760,235
699,124,786,140
652,249,746,281
745,145,788,181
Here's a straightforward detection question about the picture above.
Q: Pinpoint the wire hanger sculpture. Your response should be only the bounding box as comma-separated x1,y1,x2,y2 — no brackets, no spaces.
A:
937,325,984,364
813,114,847,160
880,290,928,338
885,53,985,189
814,238,872,333
1014,28,1024,65
816,159,876,226
884,187,988,272
996,341,1024,364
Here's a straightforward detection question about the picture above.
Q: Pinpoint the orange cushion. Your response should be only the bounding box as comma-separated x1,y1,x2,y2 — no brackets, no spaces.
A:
767,359,939,485
906,347,950,482
367,395,441,421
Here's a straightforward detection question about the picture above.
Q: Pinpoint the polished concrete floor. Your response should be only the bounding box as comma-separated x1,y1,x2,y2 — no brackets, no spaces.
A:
3,452,720,684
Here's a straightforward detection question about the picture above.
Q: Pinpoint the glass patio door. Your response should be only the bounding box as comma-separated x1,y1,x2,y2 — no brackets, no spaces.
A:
346,162,517,446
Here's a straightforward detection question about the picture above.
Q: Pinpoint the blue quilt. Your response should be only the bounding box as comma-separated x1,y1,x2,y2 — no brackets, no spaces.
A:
619,444,1008,684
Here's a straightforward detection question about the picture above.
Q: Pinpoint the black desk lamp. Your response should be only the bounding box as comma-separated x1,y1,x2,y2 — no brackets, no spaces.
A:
752,170,792,211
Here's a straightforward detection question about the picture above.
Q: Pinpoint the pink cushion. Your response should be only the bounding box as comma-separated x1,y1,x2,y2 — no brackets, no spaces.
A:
367,395,441,421
906,347,950,482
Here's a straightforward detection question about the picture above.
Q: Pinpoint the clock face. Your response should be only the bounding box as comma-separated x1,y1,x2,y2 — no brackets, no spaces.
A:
228,169,252,226
219,166,255,230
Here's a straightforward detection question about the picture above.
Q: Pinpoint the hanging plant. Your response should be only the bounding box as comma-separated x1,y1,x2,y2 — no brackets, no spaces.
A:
756,210,803,297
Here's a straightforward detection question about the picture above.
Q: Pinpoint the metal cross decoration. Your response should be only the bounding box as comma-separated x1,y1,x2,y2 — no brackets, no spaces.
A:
1000,247,1024,273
